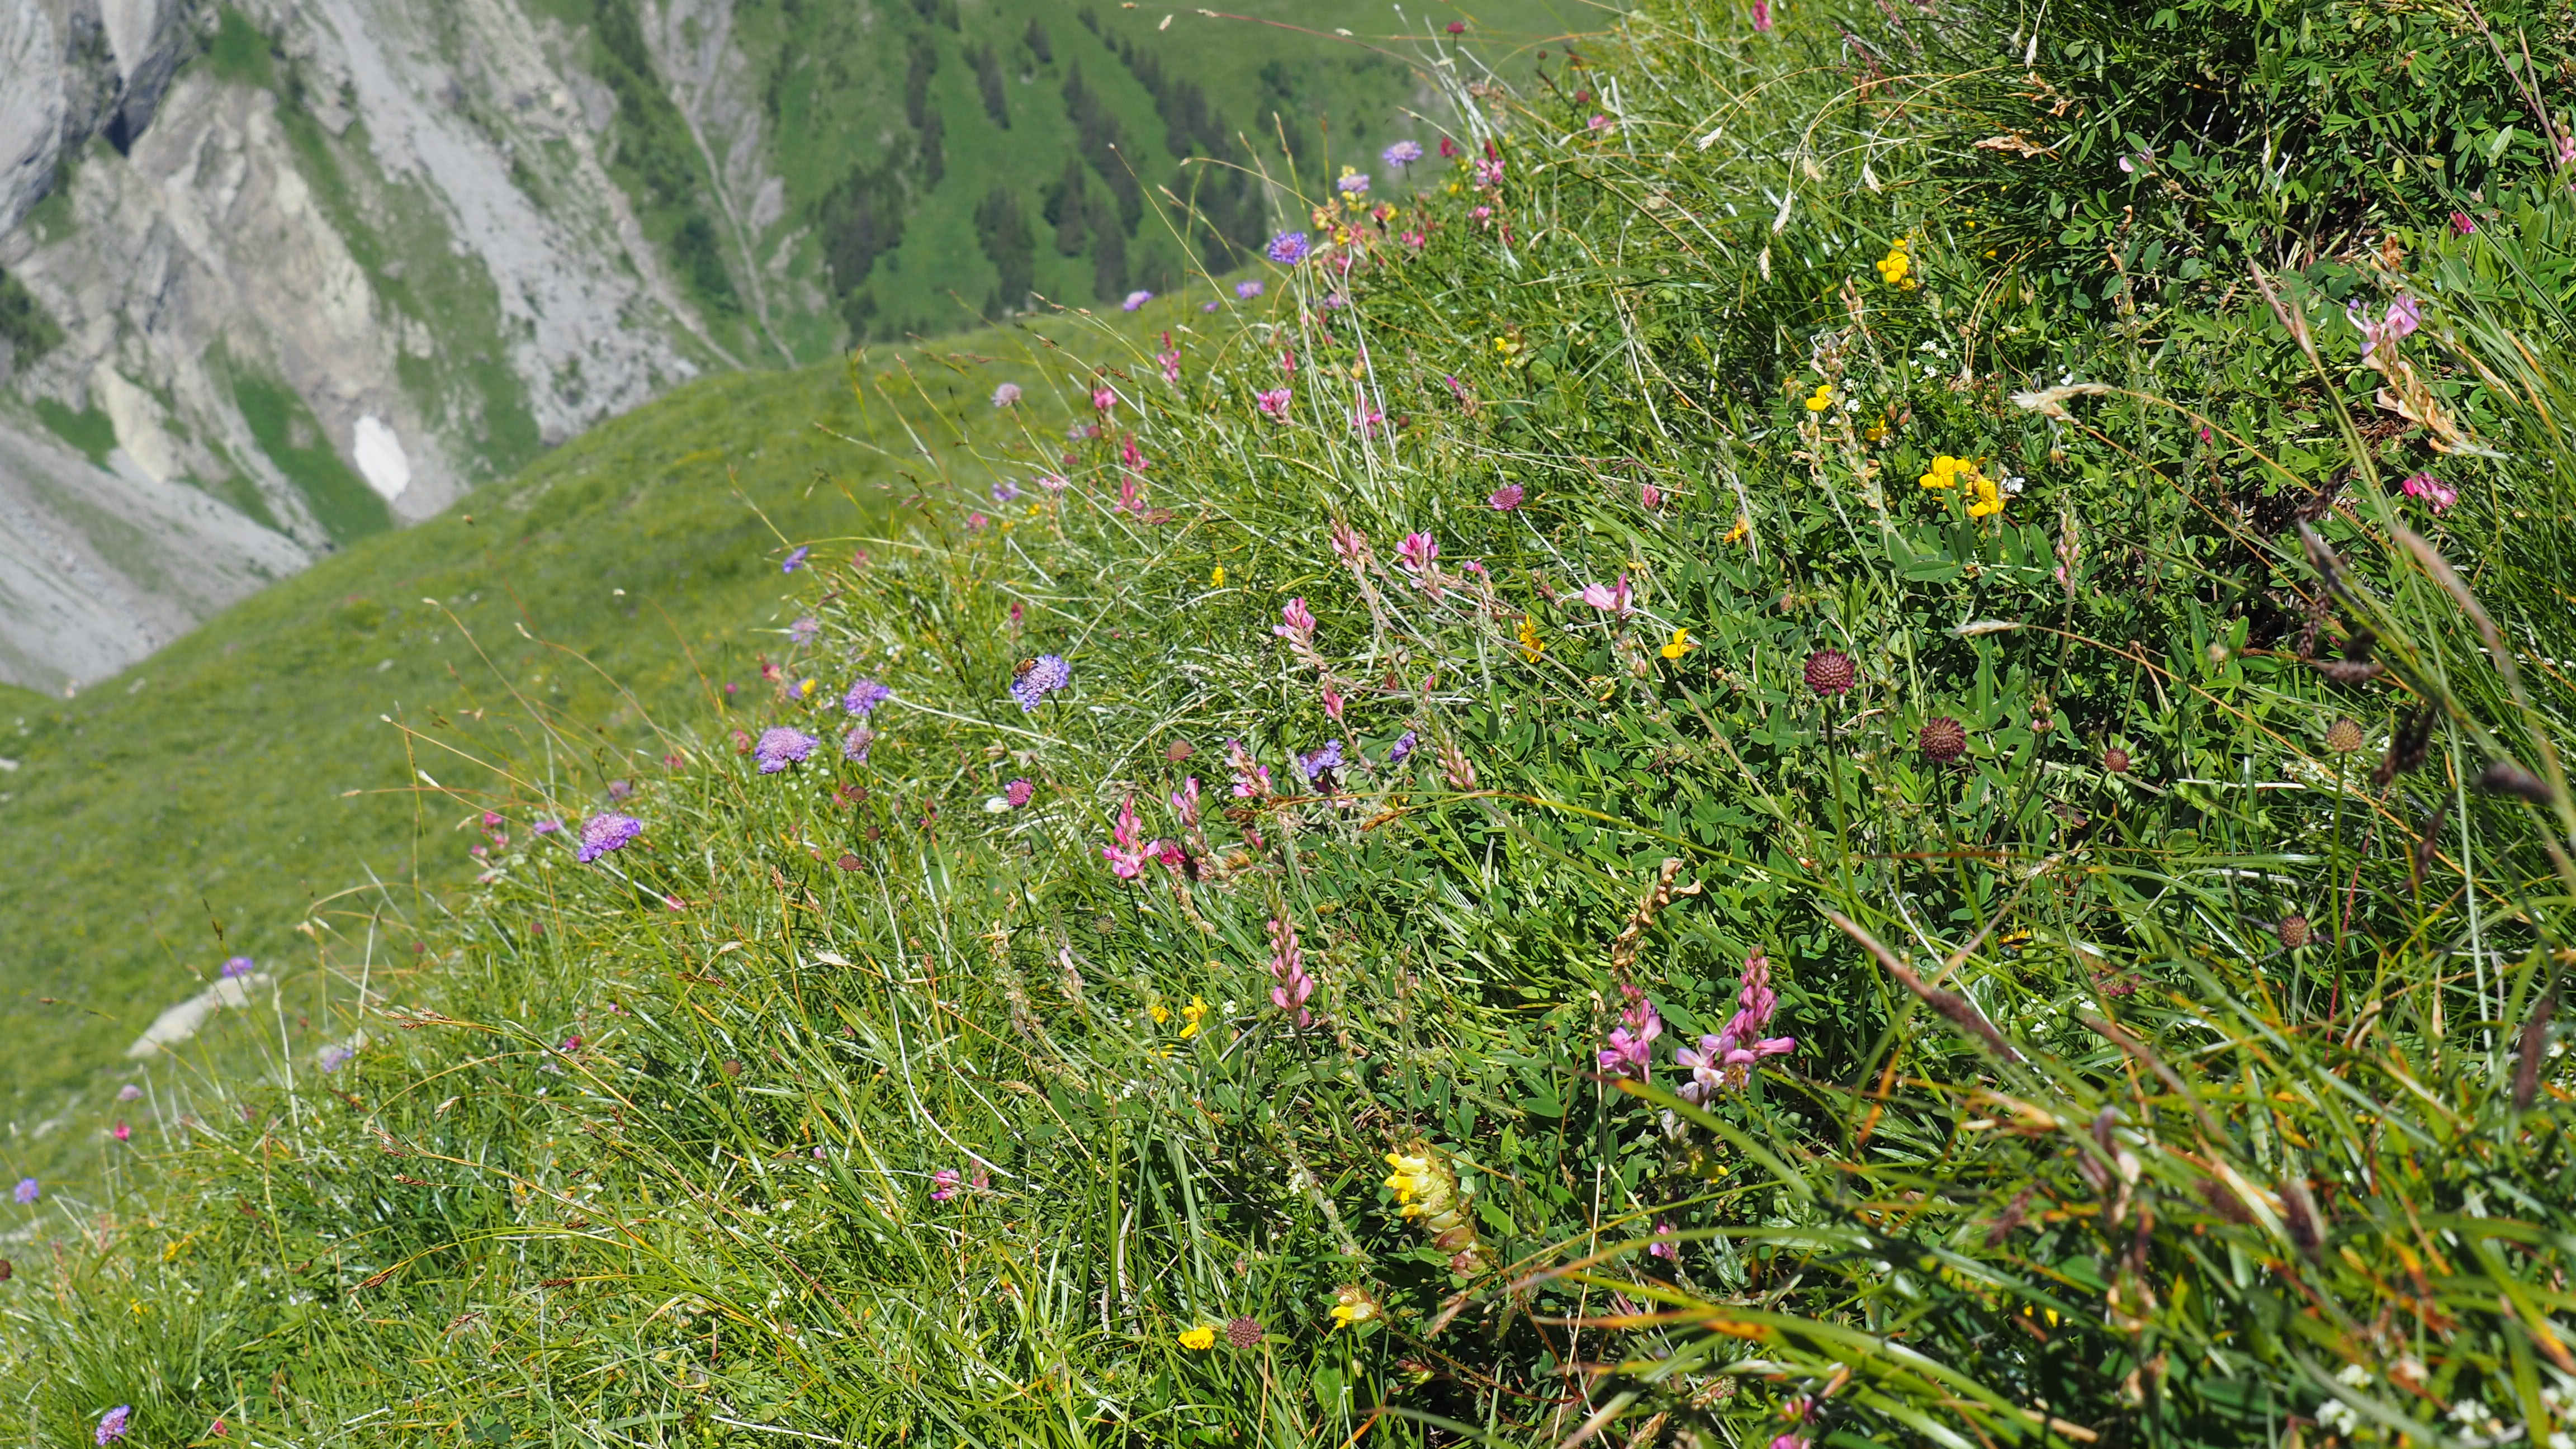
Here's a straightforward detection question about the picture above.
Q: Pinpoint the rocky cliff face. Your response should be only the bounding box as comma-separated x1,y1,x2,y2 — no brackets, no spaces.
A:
0,0,727,690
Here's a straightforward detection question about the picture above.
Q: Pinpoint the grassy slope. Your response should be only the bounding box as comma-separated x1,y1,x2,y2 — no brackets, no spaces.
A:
0,333,1100,1162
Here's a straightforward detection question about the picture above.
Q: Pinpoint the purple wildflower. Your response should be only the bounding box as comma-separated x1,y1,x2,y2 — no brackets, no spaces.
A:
532,818,561,834
842,726,874,763
1598,994,1661,1079
788,616,821,645
1202,300,1220,312
1337,171,1372,195
96,1407,131,1446
1009,654,1072,712
1123,290,1154,311
988,483,1021,513
991,382,1023,407
1267,231,1310,264
1236,280,1266,299
782,546,810,574
844,678,892,716
221,955,254,979
577,813,642,863
1382,139,1424,167
318,1045,353,1073
1298,739,1346,783
755,727,817,773
607,778,634,801
1674,949,1796,1102
1649,1221,1677,1259
12,1179,35,1205
1257,387,1292,418
117,1085,141,1101
1387,730,1417,765
1005,778,1034,807
1488,483,1524,510
931,1168,960,1203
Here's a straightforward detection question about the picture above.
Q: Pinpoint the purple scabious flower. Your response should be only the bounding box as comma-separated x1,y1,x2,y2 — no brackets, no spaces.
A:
318,1045,354,1073
12,1178,36,1205
755,727,817,773
1382,139,1424,167
1337,170,1372,195
221,955,254,979
842,726,874,764
1266,231,1310,264
788,616,821,645
1005,778,1034,807
95,1406,131,1446
991,382,1023,407
782,546,810,574
1298,739,1346,782
1387,730,1417,765
532,818,561,834
1010,654,1072,712
577,813,642,863
1122,290,1154,311
117,1085,141,1101
1236,280,1265,299
1202,300,1220,312
991,479,1021,505
844,679,892,716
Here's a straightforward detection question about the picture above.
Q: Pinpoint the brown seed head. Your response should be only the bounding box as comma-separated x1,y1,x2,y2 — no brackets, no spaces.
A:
2324,718,2364,755
2103,746,2132,774
1919,716,1968,763
1167,738,1196,763
1224,1315,1264,1349
2277,915,2312,950
1803,648,1855,697
836,853,862,872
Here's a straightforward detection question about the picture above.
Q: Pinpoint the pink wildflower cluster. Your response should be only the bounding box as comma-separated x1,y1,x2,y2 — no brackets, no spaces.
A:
2348,293,2421,364
1227,738,1273,801
1257,388,1293,419
1275,596,1325,670
1103,798,1148,879
1268,916,1314,1027
1598,988,1661,1079
2402,471,2456,513
1675,948,1796,1102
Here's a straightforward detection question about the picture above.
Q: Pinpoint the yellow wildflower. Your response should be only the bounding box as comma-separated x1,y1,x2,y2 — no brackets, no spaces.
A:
1723,515,1751,545
1211,565,1225,588
1330,1285,1381,1330
1660,627,1696,660
1517,613,1545,660
1150,1002,1170,1025
1917,454,1968,490
1804,382,1832,412
1493,334,1522,359
1178,1325,1217,1351
1966,473,2005,519
1863,420,1889,443
1874,237,1917,290
1180,996,1209,1039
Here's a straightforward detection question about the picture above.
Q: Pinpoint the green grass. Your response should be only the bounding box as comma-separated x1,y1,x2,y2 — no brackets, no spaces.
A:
27,396,115,468
13,1,2576,1445
227,372,391,544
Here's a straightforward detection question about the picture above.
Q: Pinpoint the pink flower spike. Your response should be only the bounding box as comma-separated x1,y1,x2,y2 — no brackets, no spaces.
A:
1396,531,1439,575
1157,349,1182,383
2452,210,2478,235
1752,0,1773,29
1092,384,1117,412
1257,387,1292,419
112,1122,130,1142
1277,597,1317,639
1321,681,1347,721
931,1168,960,1203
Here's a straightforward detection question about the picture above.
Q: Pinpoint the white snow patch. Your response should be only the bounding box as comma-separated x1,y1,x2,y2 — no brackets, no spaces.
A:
352,414,411,501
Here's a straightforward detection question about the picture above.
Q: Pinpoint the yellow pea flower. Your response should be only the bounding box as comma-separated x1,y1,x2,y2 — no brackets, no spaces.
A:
1660,628,1696,660
1211,565,1225,588
1874,238,1911,287
1180,996,1209,1039
1804,383,1832,412
1517,614,1545,660
1150,1002,1170,1025
1178,1325,1217,1350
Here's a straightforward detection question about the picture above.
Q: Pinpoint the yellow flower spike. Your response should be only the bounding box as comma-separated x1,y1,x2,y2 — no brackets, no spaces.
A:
1660,628,1696,660
1804,383,1833,413
1178,1325,1216,1351
1210,565,1225,588
1517,613,1545,660
1180,996,1209,1039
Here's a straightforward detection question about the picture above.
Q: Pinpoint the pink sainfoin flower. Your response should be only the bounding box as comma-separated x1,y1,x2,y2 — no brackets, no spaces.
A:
1151,839,1188,875
1036,471,1071,493
1103,798,1148,879
1472,157,1505,188
1330,519,1373,570
2402,471,2457,513
1171,776,1201,828
1597,992,1661,1079
112,1122,130,1142
2348,293,2421,363
1588,114,1611,131
1489,482,1524,510
1579,574,1635,617
1268,916,1314,1028
1118,474,1147,517
1227,738,1273,799
1275,598,1326,671
1648,1220,1678,1259
1396,531,1438,579
1092,384,1117,413
1640,481,1663,512
1157,348,1182,383
2452,210,2478,235
1257,387,1293,419
1752,0,1773,30
2561,134,2576,166
1120,434,1149,473
1675,948,1796,1102
1349,399,1385,435
930,1168,960,1203
1320,680,1347,722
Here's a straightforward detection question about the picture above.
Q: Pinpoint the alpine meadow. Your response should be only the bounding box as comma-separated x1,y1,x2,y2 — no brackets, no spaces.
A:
13,0,2576,1447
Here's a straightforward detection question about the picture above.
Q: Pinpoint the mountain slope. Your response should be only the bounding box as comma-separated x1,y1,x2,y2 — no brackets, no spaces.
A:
0,0,1568,692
